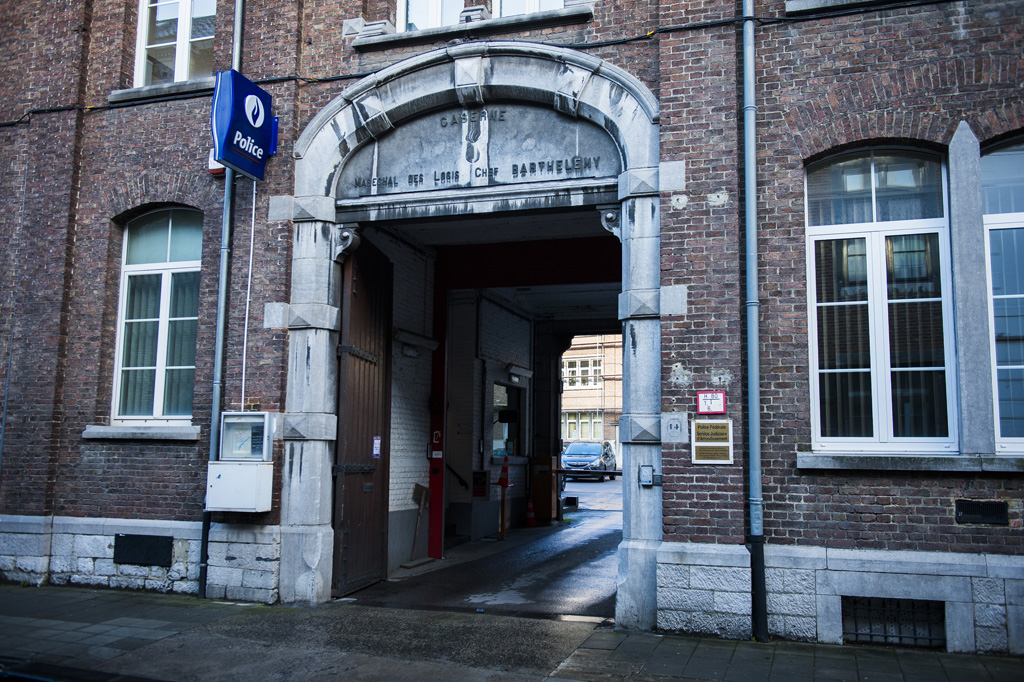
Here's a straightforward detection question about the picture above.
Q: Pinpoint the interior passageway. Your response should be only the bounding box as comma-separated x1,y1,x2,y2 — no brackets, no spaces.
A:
353,478,623,619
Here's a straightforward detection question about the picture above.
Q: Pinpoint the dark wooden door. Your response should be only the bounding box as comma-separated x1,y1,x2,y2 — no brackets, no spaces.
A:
332,241,392,596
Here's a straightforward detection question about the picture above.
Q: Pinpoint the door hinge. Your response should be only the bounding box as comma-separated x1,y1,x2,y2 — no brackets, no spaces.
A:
338,343,378,364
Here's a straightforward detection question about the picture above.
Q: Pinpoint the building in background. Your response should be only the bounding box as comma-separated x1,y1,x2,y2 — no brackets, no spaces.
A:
561,334,622,459
0,0,1021,655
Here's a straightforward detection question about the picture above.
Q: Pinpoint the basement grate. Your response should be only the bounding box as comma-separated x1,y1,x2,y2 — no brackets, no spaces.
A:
955,499,1009,525
841,596,945,649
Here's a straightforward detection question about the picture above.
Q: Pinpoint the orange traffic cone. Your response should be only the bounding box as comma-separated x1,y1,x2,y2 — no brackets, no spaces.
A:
526,499,537,527
495,455,511,488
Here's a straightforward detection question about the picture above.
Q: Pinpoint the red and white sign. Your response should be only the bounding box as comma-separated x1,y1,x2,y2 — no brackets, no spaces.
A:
696,391,727,414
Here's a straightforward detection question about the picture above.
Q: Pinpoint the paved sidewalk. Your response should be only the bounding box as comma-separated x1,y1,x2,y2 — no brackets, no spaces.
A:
1,584,1022,681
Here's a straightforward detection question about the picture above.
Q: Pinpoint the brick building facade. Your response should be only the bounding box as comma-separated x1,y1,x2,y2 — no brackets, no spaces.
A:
0,0,1021,654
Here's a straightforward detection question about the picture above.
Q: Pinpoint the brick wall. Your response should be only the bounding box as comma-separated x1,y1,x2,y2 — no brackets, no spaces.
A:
750,0,1024,555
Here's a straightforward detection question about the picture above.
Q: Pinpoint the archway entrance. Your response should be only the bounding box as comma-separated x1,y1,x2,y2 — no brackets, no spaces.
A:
282,41,663,630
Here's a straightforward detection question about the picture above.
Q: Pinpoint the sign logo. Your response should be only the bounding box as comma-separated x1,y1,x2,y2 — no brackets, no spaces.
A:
211,70,277,181
245,95,265,128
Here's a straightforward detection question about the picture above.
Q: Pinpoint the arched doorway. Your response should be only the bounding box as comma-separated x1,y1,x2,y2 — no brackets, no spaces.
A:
281,41,664,630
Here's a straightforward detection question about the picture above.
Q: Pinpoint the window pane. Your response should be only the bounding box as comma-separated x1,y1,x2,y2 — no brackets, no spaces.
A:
145,46,176,85
990,228,1024,296
147,1,179,45
817,305,871,370
997,368,1024,437
188,38,214,80
886,234,940,299
807,154,872,226
163,368,195,415
191,0,216,38
170,271,200,317
166,320,198,366
994,298,1024,366
874,154,943,222
539,0,563,9
441,0,465,26
405,0,429,30
125,274,161,319
127,214,170,264
891,370,948,437
819,372,873,437
169,210,203,261
120,369,156,415
982,143,1024,215
123,321,159,367
888,301,945,368
815,239,868,303
502,0,527,14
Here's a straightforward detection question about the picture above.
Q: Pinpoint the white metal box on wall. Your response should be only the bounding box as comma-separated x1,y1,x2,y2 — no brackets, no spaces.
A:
205,461,274,512
204,412,277,512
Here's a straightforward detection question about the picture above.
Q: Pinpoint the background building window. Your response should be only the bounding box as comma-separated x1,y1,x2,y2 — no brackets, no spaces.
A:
983,140,1024,446
562,411,603,441
806,150,956,451
135,0,215,87
114,209,202,422
562,357,603,388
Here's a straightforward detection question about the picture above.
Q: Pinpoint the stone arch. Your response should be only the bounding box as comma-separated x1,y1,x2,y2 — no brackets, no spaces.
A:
293,41,660,214
104,171,219,223
284,41,664,630
784,56,1024,161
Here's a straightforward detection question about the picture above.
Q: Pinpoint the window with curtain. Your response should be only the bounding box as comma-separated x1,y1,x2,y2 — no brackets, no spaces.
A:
983,140,1024,449
806,150,957,452
134,0,215,87
114,209,202,423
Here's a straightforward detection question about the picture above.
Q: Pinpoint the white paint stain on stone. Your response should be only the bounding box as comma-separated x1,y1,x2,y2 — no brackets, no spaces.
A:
670,194,688,210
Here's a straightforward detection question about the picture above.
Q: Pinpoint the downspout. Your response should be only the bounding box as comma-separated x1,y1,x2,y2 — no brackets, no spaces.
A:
199,0,245,599
743,0,768,641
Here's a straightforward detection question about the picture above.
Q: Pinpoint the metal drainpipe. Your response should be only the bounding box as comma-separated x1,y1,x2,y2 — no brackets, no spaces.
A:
743,0,768,641
199,0,245,600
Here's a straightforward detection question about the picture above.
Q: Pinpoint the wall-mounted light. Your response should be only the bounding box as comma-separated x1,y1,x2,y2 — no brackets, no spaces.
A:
507,364,533,383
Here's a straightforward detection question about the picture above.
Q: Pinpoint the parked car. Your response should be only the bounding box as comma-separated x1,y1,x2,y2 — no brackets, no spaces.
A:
560,441,616,482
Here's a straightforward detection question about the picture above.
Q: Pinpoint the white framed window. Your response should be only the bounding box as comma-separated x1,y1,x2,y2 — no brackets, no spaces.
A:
983,140,1024,451
562,411,603,441
562,356,603,389
113,209,202,424
396,0,565,31
495,0,564,17
806,150,958,453
398,0,465,32
134,0,216,87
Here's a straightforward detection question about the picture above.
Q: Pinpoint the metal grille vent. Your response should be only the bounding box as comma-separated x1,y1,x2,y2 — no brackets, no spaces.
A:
955,499,1009,525
842,597,945,648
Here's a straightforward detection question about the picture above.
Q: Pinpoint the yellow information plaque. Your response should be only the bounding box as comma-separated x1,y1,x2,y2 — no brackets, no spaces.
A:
691,419,733,464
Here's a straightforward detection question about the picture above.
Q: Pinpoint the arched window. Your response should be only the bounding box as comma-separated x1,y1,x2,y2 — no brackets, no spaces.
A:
805,149,957,452
113,208,202,423
983,140,1024,448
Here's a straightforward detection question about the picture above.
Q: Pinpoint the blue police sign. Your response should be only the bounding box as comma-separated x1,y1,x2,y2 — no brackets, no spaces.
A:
211,70,277,181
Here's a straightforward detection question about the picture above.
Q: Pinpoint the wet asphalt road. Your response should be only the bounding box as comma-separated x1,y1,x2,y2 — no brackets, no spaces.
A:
350,478,624,619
